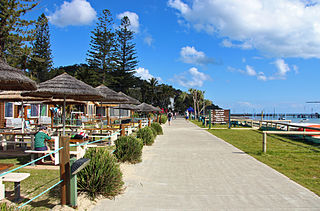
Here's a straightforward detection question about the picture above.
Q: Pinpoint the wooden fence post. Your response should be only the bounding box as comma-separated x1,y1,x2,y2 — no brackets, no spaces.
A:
148,118,151,127
59,136,70,205
138,120,142,129
120,124,125,136
263,132,267,153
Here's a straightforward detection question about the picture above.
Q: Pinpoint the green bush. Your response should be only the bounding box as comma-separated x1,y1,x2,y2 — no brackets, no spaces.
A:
137,127,155,146
0,203,27,211
77,148,124,199
151,127,157,138
151,122,163,135
160,115,167,124
114,136,143,164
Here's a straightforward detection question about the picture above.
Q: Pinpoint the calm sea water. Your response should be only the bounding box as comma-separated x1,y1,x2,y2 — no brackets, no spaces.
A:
250,116,320,124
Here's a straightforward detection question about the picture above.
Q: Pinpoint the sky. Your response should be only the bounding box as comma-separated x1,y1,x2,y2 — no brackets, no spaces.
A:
26,0,320,113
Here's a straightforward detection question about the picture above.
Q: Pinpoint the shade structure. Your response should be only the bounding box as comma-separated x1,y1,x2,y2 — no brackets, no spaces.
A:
0,59,37,91
113,104,138,110
0,91,51,102
152,106,162,112
42,99,86,105
136,103,157,113
22,73,104,135
117,92,140,105
95,85,128,103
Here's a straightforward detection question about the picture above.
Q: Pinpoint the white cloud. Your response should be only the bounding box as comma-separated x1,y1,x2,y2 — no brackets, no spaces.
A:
229,59,292,81
274,59,290,79
174,67,210,87
117,11,140,33
180,46,215,65
246,65,256,76
168,0,320,59
48,0,96,27
134,67,161,81
144,35,153,46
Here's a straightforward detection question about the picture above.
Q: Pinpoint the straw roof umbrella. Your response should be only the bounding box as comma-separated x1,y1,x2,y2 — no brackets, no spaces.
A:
137,103,157,113
42,99,86,105
113,104,138,110
22,73,104,135
0,59,37,91
95,85,128,103
118,92,140,105
0,91,51,101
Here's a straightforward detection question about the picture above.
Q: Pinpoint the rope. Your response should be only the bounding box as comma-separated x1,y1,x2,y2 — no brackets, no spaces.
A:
17,179,64,210
0,147,64,178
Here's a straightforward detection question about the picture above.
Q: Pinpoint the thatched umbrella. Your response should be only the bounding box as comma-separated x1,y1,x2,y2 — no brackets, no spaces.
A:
42,99,86,105
118,92,140,105
137,103,157,113
0,91,51,102
95,85,128,103
113,104,138,110
95,85,129,125
0,59,37,91
22,73,103,135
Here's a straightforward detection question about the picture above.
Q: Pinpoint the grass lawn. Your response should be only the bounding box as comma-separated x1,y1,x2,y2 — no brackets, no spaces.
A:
0,156,60,210
204,128,320,196
190,119,250,129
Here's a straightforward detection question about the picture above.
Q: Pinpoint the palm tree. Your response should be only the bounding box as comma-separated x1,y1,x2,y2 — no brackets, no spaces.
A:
148,77,158,104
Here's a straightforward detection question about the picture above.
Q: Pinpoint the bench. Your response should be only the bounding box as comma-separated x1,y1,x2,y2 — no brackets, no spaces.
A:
1,173,30,202
25,150,80,166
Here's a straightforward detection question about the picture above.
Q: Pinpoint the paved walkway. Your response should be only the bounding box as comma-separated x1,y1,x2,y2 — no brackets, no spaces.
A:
93,118,320,210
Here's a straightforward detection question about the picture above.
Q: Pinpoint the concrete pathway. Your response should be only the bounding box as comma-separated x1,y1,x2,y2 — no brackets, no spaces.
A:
93,118,320,211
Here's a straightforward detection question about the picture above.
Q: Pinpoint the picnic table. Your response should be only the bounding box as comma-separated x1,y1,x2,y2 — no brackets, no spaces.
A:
0,163,14,200
0,132,36,151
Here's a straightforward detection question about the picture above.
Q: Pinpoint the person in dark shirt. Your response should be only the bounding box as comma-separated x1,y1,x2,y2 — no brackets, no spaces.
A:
35,126,54,162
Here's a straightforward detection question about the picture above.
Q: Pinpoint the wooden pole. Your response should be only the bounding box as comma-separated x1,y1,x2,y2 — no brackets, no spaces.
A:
148,118,151,127
263,132,267,153
120,124,125,136
138,120,142,129
59,136,70,205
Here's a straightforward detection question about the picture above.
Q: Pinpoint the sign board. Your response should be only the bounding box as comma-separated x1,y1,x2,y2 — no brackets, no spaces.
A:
211,109,230,124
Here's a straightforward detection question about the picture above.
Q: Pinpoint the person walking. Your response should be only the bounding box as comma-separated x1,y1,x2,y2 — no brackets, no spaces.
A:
167,111,173,126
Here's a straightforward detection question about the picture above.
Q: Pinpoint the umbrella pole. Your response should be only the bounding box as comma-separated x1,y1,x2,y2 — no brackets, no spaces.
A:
63,96,66,136
21,100,25,132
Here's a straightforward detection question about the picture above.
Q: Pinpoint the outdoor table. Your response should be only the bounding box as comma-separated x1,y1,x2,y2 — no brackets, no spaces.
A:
50,125,81,136
83,128,118,135
0,163,14,200
0,132,36,151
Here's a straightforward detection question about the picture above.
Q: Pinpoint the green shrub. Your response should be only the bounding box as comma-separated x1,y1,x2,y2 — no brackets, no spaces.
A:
137,127,155,146
151,122,163,135
114,136,143,164
77,148,124,199
151,127,157,138
160,115,167,124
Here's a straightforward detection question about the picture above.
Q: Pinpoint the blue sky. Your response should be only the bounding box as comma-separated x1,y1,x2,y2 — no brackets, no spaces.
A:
27,0,320,113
